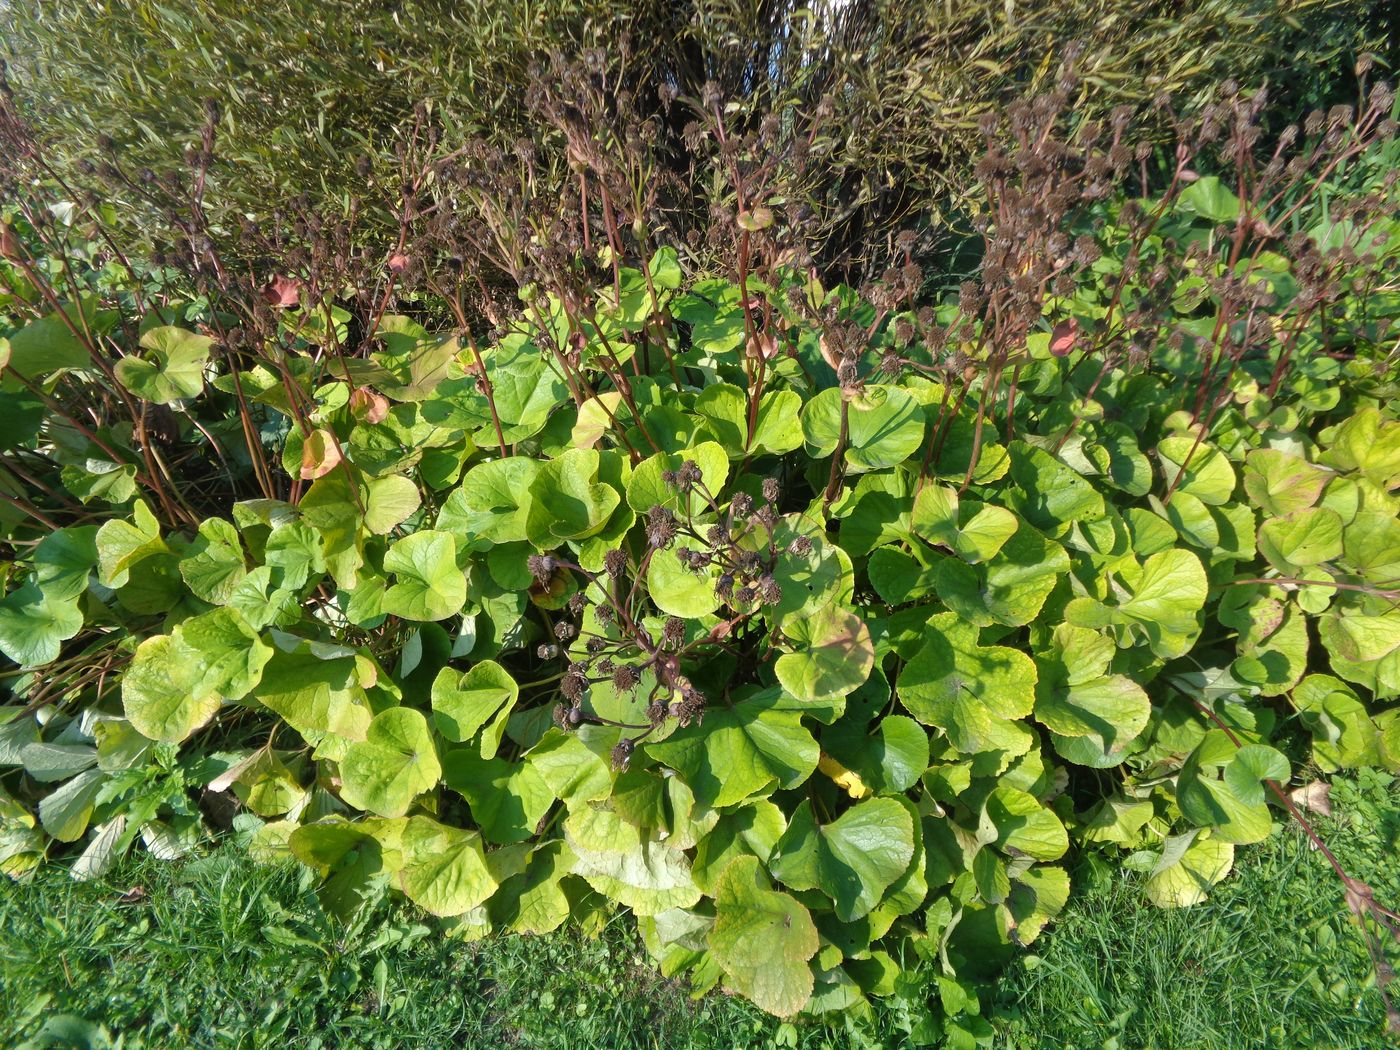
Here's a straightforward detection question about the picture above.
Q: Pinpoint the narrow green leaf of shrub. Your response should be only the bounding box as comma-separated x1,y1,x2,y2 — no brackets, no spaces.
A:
38,768,106,842
769,797,915,922
339,708,441,818
19,741,98,783
710,854,818,1017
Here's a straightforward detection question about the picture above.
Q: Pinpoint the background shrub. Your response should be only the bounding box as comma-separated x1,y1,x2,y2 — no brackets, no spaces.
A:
3,0,1392,278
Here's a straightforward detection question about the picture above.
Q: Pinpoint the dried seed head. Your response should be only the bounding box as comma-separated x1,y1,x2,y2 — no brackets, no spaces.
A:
561,672,587,701
604,548,628,578
664,616,686,646
610,738,635,771
646,506,678,549
762,477,780,504
527,554,556,584
612,664,641,692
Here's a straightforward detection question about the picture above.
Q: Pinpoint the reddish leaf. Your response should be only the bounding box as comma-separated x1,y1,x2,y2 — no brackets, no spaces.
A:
350,385,390,424
261,275,302,308
300,428,343,480
1050,318,1080,357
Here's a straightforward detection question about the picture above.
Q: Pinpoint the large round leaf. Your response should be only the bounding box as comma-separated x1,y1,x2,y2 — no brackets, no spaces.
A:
647,689,818,809
769,797,914,921
397,815,497,916
114,325,212,404
775,606,873,702
801,385,924,473
123,608,271,743
710,855,818,1017
339,707,441,818
430,660,518,744
382,530,467,621
524,447,621,548
899,612,1037,755
0,583,83,667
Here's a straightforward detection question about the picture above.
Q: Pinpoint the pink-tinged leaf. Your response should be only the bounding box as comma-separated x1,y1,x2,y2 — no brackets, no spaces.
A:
350,386,390,424
261,275,302,308
1050,318,1080,358
300,428,343,480
388,252,410,274
0,223,23,263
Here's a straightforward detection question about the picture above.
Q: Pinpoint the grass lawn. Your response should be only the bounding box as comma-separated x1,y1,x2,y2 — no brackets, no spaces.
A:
3,771,1397,1050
